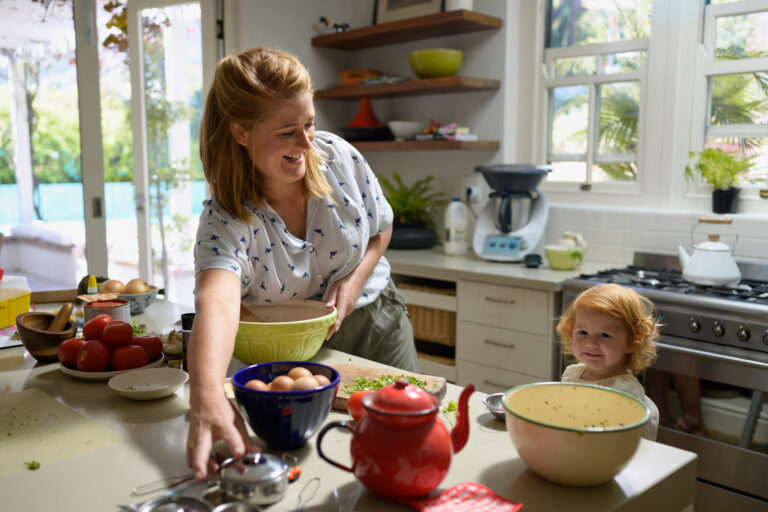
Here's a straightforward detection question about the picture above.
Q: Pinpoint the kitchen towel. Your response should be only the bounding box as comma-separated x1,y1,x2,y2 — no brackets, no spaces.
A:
401,482,523,512
0,388,122,476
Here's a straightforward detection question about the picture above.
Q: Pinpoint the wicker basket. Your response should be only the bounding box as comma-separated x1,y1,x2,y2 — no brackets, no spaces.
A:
398,282,456,346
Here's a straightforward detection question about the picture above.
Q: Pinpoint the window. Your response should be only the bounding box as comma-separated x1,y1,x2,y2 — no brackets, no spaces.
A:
691,0,768,189
542,1,652,188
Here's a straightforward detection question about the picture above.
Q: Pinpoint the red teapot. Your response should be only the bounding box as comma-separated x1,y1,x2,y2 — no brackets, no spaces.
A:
317,378,475,499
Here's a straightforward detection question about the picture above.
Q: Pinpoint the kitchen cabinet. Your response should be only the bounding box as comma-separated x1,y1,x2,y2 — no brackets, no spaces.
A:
311,10,502,152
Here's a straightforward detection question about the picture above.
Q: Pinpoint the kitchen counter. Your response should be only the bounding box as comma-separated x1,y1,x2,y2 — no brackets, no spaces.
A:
0,299,697,511
385,248,624,291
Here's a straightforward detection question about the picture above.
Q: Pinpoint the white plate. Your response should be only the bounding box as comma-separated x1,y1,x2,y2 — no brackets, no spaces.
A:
60,354,165,381
108,367,188,400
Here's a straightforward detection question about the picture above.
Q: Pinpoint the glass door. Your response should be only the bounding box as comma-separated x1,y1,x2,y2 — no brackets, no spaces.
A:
126,0,212,306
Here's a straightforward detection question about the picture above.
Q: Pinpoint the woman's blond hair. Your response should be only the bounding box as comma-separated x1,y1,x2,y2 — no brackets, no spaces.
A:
200,47,330,222
557,284,658,372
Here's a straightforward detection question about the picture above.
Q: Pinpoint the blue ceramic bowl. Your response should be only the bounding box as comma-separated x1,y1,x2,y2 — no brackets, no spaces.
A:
232,361,340,451
118,286,159,314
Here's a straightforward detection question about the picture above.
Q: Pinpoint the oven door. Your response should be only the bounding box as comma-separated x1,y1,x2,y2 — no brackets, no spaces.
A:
646,337,768,509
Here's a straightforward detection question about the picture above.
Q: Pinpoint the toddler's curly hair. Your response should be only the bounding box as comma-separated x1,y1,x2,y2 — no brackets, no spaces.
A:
557,283,658,372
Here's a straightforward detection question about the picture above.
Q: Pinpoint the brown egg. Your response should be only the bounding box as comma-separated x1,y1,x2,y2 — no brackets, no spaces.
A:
245,379,268,391
291,375,320,391
313,374,331,387
268,375,294,392
288,366,313,380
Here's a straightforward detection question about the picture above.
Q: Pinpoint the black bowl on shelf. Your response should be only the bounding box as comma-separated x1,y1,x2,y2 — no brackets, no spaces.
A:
340,126,395,142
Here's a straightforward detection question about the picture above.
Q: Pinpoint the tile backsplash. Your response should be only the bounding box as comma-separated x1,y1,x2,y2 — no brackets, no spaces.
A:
544,206,768,266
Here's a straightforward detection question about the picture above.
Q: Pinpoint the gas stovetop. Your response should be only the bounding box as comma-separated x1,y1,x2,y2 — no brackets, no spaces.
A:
562,255,768,355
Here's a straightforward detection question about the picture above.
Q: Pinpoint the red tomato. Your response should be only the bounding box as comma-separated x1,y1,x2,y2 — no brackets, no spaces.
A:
347,390,375,422
57,337,86,368
83,314,113,341
132,335,163,360
111,345,149,371
77,340,112,372
102,320,134,348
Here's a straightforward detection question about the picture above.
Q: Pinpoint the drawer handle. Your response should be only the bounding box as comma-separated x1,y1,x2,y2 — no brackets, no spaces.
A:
484,379,511,389
484,339,515,349
484,296,515,305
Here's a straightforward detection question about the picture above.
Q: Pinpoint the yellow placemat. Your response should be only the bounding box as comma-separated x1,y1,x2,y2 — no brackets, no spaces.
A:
0,388,122,476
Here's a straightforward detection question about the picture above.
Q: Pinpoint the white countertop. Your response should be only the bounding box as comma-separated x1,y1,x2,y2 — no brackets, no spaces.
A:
0,299,696,511
385,248,625,291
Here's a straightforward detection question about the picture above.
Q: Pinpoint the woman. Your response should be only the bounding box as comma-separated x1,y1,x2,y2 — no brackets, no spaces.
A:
186,47,418,480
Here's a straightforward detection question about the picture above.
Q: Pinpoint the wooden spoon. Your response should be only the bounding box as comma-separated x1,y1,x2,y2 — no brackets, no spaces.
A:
48,303,74,332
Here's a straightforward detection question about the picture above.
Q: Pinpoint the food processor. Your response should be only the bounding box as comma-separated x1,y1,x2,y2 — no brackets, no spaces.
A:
472,164,551,262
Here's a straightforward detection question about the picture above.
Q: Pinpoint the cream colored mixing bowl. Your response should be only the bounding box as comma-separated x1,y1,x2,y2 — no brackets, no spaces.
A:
503,382,649,486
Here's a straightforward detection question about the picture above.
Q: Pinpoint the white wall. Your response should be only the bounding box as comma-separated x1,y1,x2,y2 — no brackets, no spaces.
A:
224,0,768,266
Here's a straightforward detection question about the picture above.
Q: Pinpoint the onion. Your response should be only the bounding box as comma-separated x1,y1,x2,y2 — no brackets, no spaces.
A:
99,279,126,294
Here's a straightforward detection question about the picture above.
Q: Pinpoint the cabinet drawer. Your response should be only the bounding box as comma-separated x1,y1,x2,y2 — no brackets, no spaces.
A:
457,360,539,394
457,281,549,335
456,321,550,378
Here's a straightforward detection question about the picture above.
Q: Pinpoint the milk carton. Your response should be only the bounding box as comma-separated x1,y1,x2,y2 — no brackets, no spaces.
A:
0,274,31,329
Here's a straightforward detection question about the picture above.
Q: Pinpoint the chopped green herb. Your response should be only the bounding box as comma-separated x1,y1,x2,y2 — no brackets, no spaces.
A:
440,400,459,428
344,375,429,393
25,461,40,470
130,319,146,336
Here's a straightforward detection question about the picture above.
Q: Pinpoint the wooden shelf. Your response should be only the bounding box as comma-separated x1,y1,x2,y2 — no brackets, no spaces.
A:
349,140,499,151
316,76,499,99
311,10,502,50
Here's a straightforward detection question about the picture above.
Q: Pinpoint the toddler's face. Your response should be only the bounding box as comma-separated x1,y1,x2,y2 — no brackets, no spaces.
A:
571,308,632,380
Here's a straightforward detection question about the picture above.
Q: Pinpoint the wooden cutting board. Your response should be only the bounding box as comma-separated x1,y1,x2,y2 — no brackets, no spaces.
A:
331,363,447,412
0,389,122,477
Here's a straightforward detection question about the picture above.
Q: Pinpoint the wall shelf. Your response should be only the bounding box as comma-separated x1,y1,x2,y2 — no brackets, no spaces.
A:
311,10,502,50
349,140,499,151
315,76,500,99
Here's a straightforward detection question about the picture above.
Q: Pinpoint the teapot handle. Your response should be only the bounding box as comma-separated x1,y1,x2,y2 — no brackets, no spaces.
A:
691,217,738,250
316,421,354,473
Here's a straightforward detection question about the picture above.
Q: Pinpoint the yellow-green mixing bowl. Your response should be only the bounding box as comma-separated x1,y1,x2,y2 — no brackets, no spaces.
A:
409,48,463,78
234,300,337,364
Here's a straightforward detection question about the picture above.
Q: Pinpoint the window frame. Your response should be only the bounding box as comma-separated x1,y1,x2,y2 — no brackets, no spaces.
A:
532,0,768,213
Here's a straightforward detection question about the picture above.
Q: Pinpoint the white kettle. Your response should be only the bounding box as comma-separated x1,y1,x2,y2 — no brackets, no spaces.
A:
677,217,741,287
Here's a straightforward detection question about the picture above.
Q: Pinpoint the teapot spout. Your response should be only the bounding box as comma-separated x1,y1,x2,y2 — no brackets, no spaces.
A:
451,383,475,454
677,245,690,268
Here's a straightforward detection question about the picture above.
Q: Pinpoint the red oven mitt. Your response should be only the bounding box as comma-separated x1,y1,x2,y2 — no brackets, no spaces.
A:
400,482,523,512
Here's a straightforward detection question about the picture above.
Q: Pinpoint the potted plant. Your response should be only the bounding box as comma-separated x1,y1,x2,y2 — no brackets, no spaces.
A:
685,148,754,214
379,172,446,249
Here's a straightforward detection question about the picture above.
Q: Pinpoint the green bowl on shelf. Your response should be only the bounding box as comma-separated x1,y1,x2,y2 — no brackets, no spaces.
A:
409,49,464,78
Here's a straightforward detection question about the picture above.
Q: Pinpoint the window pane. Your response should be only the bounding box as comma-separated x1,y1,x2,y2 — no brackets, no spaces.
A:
548,0,652,48
548,161,587,182
705,137,767,185
715,12,768,61
554,56,596,77
603,51,645,73
710,73,768,126
598,81,640,154
593,162,638,182
551,86,589,154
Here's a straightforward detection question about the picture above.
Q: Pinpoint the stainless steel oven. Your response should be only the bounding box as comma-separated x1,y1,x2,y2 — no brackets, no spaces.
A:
562,253,768,512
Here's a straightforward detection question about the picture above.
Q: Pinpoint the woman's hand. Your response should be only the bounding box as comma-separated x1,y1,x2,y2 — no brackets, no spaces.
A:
186,387,258,480
325,271,364,338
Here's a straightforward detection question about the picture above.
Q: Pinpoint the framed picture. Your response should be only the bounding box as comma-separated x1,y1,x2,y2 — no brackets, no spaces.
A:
373,0,445,25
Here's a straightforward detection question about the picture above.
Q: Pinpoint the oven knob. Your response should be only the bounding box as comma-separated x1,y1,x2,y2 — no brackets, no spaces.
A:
688,319,701,333
737,326,750,342
712,321,725,337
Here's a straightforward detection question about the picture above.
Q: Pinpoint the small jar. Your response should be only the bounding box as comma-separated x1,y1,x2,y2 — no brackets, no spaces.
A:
83,299,130,323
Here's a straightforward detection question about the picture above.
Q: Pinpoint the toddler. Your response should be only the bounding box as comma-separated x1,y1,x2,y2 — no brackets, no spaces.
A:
557,283,660,440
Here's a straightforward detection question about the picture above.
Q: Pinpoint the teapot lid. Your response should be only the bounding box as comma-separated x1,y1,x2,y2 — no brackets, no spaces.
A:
366,378,439,414
696,234,732,252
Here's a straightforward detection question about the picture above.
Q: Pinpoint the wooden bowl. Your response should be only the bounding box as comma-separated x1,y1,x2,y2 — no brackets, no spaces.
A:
16,312,77,363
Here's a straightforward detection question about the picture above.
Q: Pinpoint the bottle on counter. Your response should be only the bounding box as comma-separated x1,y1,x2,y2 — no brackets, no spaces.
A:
444,197,469,256
181,312,195,372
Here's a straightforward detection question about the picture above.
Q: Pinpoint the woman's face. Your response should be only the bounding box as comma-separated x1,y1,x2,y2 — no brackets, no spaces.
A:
571,308,632,380
234,90,316,197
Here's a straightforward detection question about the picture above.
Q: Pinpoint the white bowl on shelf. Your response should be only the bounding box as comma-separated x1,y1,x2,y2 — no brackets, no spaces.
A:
387,120,427,141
